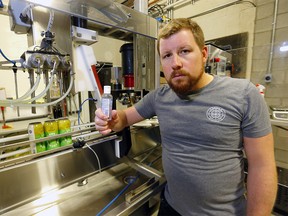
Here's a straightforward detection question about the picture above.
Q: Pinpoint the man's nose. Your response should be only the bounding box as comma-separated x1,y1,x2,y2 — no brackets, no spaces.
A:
171,54,182,70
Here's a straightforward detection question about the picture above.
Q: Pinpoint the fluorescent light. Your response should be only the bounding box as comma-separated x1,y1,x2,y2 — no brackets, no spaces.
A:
280,45,288,52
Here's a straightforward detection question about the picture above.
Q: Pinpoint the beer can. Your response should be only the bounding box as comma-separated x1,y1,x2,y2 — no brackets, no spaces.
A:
44,120,60,150
28,122,46,153
58,117,72,146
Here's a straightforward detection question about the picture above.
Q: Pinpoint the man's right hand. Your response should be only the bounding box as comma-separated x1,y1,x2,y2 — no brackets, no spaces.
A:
95,108,118,135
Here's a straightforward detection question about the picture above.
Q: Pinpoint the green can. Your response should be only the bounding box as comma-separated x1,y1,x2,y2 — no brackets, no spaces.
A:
44,120,60,150
28,122,46,153
58,117,72,146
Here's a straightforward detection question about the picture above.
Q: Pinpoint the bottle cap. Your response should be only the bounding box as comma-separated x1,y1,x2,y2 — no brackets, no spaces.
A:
103,85,111,94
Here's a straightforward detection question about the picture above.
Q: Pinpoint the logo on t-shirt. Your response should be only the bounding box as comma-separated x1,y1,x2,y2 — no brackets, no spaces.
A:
206,106,226,122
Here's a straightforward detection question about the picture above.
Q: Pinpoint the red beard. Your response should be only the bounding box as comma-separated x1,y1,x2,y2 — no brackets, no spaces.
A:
167,68,204,95
167,69,199,95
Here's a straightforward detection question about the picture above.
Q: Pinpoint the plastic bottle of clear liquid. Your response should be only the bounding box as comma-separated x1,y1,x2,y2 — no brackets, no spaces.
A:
101,86,113,120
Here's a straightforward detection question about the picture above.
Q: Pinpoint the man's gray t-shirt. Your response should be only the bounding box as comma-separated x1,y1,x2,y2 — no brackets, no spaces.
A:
134,75,272,216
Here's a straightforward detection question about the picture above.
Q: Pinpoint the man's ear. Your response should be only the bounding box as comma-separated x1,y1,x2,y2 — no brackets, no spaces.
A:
202,46,208,63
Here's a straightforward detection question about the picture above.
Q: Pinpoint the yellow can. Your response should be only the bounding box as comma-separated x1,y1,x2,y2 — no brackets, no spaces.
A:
44,120,60,150
58,117,72,146
28,122,45,153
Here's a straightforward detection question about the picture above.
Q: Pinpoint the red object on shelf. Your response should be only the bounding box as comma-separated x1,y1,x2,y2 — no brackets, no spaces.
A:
124,75,134,88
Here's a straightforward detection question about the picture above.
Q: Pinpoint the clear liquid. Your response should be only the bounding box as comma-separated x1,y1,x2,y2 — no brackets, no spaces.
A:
101,94,113,120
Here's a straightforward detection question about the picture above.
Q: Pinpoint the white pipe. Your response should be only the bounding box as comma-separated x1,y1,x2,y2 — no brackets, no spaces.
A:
71,122,95,130
0,147,30,160
0,134,29,144
267,0,279,75
73,131,100,140
134,0,148,14
164,0,189,10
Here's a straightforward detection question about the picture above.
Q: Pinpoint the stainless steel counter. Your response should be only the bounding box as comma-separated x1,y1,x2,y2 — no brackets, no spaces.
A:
2,160,165,216
270,119,288,127
0,125,164,216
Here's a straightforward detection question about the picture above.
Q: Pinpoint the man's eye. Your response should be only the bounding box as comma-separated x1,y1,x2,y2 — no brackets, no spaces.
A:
181,49,190,54
163,53,171,59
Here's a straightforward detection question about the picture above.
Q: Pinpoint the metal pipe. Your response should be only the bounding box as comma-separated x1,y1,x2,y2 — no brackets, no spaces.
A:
28,69,36,113
148,0,161,7
267,0,279,75
13,70,20,116
188,0,256,19
167,0,174,19
0,134,29,144
164,0,189,10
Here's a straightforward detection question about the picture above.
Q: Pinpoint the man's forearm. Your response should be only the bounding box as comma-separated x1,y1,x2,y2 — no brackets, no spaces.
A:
246,165,278,216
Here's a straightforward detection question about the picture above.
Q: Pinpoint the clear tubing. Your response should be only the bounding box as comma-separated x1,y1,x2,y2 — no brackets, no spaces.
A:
21,4,54,33
16,61,58,103
17,69,42,100
0,73,41,104
21,3,34,17
46,10,54,32
0,74,41,104
0,61,57,105
19,72,54,103
11,67,74,107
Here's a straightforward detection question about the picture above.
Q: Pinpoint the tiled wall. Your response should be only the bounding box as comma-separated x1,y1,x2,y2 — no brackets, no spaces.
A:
251,0,288,169
251,0,288,106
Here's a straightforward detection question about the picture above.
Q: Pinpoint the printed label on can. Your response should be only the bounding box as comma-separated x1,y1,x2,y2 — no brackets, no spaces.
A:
28,122,45,153
58,118,72,146
44,120,60,150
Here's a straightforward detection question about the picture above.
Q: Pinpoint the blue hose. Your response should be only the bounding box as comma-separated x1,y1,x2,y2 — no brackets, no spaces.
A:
95,155,157,215
78,98,97,125
0,49,16,64
96,175,138,216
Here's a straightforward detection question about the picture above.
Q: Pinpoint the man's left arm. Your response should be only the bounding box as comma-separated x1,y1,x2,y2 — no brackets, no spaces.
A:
244,132,278,216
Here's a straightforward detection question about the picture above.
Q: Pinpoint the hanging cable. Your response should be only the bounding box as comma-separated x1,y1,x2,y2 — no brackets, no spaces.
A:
78,98,97,125
85,143,101,173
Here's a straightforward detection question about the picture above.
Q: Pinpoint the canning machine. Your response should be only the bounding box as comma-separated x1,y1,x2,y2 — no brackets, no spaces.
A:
0,0,163,215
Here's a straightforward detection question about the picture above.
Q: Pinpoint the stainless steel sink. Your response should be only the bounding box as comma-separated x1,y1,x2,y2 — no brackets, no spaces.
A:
1,126,164,216
2,160,165,216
